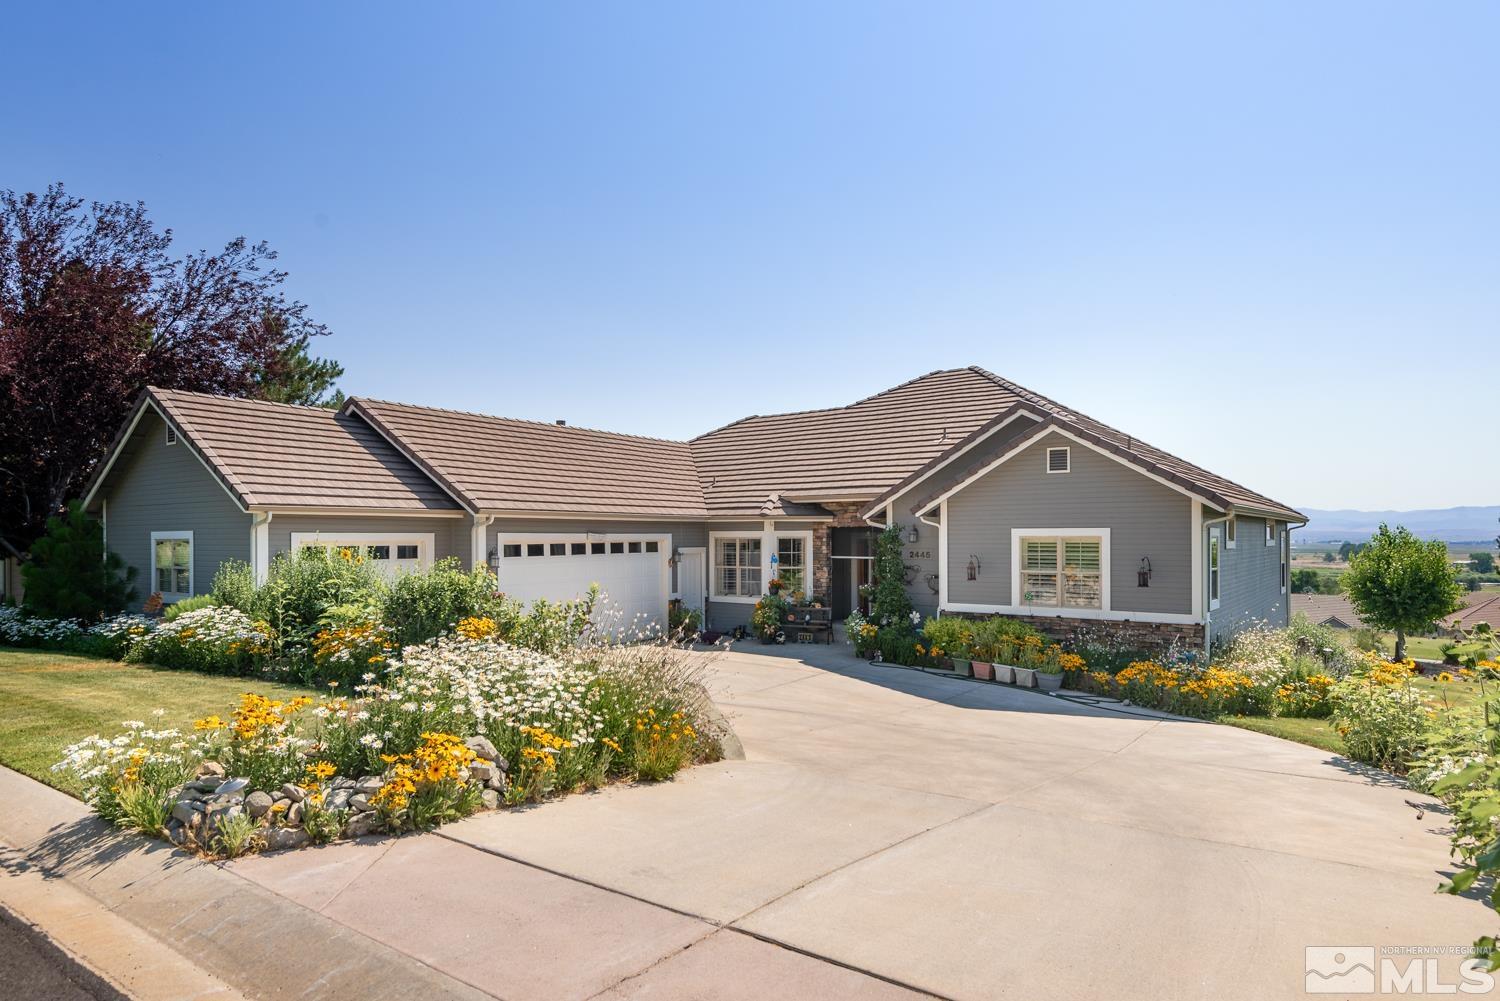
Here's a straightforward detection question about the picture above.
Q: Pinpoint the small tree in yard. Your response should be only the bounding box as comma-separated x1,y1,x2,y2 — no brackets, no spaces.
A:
1342,523,1463,662
22,502,135,619
1470,552,1496,575
871,524,914,629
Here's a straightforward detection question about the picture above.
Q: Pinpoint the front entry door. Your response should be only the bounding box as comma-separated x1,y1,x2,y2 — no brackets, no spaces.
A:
678,547,706,620
832,557,872,620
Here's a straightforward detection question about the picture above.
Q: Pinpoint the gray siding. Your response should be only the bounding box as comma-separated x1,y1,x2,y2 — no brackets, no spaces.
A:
103,411,251,600
270,515,470,566
1210,515,1289,647
943,431,1193,615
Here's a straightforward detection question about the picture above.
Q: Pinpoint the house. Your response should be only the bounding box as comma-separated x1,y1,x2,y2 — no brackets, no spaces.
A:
81,367,1303,652
1443,592,1500,634
1290,593,1365,630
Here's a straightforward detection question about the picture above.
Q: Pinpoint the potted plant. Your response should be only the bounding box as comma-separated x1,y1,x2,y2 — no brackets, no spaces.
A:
751,593,790,643
970,659,994,681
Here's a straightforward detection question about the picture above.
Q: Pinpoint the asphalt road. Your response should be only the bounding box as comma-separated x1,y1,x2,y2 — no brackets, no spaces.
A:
0,912,120,1001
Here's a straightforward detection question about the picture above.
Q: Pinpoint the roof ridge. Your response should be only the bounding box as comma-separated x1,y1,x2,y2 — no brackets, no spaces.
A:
351,397,691,447
147,386,338,417
691,368,983,441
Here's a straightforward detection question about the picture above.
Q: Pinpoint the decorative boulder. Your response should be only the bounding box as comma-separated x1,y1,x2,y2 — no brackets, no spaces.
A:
245,791,274,819
280,783,306,803
344,813,381,839
464,736,500,763
263,827,311,852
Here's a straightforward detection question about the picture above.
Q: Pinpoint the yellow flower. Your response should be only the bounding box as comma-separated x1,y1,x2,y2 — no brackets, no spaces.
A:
194,715,226,731
1436,671,1455,683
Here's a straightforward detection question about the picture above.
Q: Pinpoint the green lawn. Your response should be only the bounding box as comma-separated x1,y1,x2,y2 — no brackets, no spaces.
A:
0,648,311,797
1219,673,1490,758
1376,634,1494,662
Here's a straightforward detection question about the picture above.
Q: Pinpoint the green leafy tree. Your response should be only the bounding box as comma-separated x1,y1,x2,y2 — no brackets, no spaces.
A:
871,524,913,629
21,502,136,618
1469,552,1496,575
1342,524,1463,662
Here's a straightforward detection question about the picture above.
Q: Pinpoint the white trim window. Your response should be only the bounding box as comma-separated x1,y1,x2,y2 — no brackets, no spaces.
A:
151,531,193,598
1018,535,1103,609
1225,516,1237,549
1209,532,1221,610
714,536,762,599
1045,446,1070,474
775,536,806,595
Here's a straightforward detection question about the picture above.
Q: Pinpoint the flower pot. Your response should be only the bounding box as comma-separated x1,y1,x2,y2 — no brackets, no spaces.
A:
992,663,1015,684
1035,671,1063,692
1011,666,1037,688
970,660,994,681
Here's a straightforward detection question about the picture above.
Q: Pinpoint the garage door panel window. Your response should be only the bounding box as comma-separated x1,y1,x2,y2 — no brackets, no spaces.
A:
288,533,431,581
152,533,192,597
715,537,762,598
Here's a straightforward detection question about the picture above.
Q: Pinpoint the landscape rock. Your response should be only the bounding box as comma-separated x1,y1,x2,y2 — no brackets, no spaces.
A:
262,827,310,852
354,776,384,795
325,789,353,812
480,789,500,810
344,813,382,838
464,736,499,762
349,794,371,812
280,783,306,803
245,791,274,818
468,761,494,783
286,802,304,826
331,777,357,791
170,800,201,826
195,761,226,779
186,777,223,794
486,772,507,793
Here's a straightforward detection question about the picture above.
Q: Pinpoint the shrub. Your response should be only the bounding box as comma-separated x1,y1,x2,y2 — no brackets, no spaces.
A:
134,606,272,674
968,616,1044,664
250,547,385,653
1286,614,1360,677
870,525,914,629
382,559,503,647
505,590,598,654
211,560,256,613
22,502,136,620
922,616,973,658
1329,658,1432,771
164,594,218,620
751,592,791,640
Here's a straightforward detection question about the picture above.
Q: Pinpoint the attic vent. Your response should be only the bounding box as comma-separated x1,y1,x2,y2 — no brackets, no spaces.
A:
555,420,566,426
164,425,178,445
1046,446,1070,473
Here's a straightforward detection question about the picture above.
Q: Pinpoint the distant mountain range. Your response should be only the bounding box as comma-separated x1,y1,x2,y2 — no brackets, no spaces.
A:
1294,506,1500,544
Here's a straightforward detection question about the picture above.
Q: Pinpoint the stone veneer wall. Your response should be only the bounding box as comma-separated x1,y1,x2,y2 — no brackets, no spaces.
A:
811,502,870,602
945,610,1205,655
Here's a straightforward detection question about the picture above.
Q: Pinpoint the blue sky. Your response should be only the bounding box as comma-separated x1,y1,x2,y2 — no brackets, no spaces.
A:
6,2,1496,510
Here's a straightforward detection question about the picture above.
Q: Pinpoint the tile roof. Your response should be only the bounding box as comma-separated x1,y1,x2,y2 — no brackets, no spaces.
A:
1445,591,1500,631
132,388,462,511
345,399,707,518
1291,593,1366,628
694,367,1303,521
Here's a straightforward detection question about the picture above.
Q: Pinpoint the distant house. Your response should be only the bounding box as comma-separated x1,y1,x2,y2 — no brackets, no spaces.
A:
1291,593,1365,630
1443,592,1500,634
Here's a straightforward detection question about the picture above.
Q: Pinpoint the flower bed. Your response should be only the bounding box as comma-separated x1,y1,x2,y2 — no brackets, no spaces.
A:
53,636,723,857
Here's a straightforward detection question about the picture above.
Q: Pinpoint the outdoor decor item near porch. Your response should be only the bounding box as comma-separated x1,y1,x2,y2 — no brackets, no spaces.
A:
992,663,1015,684
951,657,973,676
1011,666,1037,688
1035,668,1064,692
971,660,994,681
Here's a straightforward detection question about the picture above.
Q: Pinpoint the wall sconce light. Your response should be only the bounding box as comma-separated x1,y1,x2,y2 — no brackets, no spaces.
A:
906,525,920,544
966,554,981,581
487,546,500,573
1137,557,1152,588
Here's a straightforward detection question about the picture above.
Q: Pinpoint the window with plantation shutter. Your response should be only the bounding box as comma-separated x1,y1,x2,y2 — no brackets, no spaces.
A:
1021,539,1060,605
1019,535,1103,609
714,536,762,598
1062,540,1102,608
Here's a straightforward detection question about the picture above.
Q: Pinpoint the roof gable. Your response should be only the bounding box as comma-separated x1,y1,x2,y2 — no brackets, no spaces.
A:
86,389,463,512
344,399,708,518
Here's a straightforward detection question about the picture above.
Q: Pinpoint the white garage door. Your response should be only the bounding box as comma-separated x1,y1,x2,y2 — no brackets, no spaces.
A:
495,535,669,635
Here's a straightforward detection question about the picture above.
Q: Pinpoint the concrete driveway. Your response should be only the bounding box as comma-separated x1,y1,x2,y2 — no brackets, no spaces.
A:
433,644,1487,999
200,643,1491,1000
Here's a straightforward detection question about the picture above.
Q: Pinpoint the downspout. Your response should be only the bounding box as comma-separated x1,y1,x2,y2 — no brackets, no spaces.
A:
101,498,108,563
472,514,495,574
251,512,274,586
